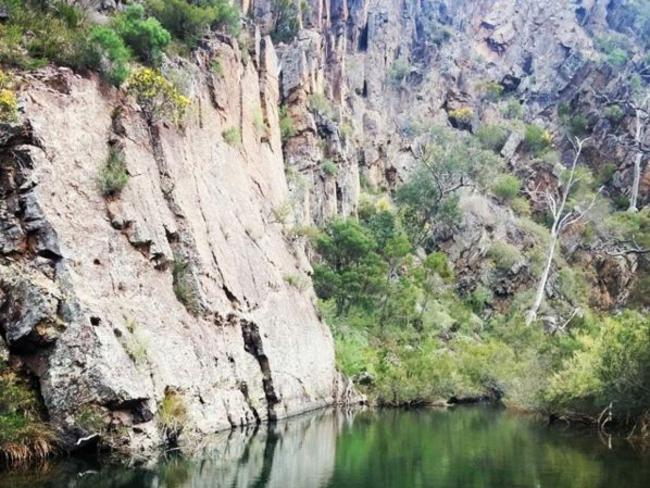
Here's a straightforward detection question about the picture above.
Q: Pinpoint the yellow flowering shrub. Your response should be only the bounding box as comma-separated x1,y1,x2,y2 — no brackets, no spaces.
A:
127,67,190,123
0,70,18,123
448,107,473,124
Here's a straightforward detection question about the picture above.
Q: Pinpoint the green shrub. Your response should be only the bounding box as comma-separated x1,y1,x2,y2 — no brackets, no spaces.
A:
146,0,240,46
486,241,521,271
271,0,300,43
309,93,334,118
524,124,552,155
321,159,338,176
279,105,296,140
222,126,241,146
510,196,531,216
492,175,521,201
595,35,631,67
98,147,129,197
114,4,171,66
86,26,132,87
172,259,199,315
211,58,224,77
158,389,187,443
477,124,508,152
604,104,625,124
0,0,87,69
388,58,411,85
479,80,503,101
127,67,190,123
501,98,523,119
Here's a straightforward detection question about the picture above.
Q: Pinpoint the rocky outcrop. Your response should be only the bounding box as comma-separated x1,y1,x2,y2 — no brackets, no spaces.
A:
0,35,360,453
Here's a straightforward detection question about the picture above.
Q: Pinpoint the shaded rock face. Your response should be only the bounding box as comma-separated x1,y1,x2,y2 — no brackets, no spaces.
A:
0,38,358,453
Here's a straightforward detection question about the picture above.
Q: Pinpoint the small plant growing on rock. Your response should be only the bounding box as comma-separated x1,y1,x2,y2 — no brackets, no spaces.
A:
127,67,190,123
210,58,224,77
524,124,552,156
0,70,18,123
172,259,199,315
477,124,509,152
448,107,473,128
86,26,132,87
501,98,523,119
309,93,334,118
479,80,504,101
279,104,296,140
487,241,521,271
157,389,187,445
388,57,411,85
321,159,338,176
283,273,309,291
604,104,625,124
492,175,521,202
98,147,129,197
222,127,241,146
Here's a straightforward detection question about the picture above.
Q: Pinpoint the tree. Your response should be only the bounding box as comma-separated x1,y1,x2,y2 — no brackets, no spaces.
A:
627,93,649,212
396,127,501,247
525,137,602,325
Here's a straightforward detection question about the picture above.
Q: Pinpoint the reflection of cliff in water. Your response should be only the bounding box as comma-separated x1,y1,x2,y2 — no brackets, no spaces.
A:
4,408,359,488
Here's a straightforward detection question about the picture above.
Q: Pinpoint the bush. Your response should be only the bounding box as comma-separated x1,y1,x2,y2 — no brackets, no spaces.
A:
492,175,521,202
309,93,334,118
86,26,132,87
0,0,87,69
448,107,473,128
222,127,241,146
595,35,631,67
477,124,508,152
486,241,521,271
321,159,338,176
271,0,300,43
279,104,296,140
127,67,190,123
501,98,523,119
98,147,129,197
388,58,411,85
479,80,503,101
146,0,240,46
0,70,18,123
172,259,199,315
604,104,625,124
114,4,171,66
158,389,187,443
524,124,552,155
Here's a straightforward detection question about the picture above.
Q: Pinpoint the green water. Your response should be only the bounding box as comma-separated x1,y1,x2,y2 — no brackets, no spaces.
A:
3,406,650,488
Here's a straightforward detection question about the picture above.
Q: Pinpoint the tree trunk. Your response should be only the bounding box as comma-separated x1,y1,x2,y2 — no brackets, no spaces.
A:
526,233,557,326
629,151,642,213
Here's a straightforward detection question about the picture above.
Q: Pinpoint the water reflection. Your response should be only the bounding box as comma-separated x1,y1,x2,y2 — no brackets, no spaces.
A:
3,406,650,488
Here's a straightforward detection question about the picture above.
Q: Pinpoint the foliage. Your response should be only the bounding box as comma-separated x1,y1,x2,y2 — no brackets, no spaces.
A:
321,159,338,176
270,0,300,44
524,124,553,156
0,366,56,465
396,127,502,247
172,259,199,315
477,124,509,152
501,98,523,119
0,70,18,122
127,67,190,123
492,174,521,202
86,26,132,87
158,390,187,443
448,107,473,126
113,4,171,66
558,103,590,136
547,311,650,419
604,104,625,124
478,80,504,101
222,126,241,146
388,58,411,85
98,146,129,197
146,0,240,47
0,0,88,69
595,35,631,67
486,242,521,271
308,93,334,118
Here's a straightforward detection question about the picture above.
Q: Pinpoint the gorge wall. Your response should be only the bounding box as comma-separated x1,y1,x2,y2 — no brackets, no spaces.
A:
1,0,647,455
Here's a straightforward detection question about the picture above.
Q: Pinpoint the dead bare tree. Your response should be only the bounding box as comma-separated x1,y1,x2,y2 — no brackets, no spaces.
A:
628,93,650,212
526,136,602,326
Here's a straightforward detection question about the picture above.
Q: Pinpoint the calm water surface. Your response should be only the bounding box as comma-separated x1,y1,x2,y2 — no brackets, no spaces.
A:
3,406,650,488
